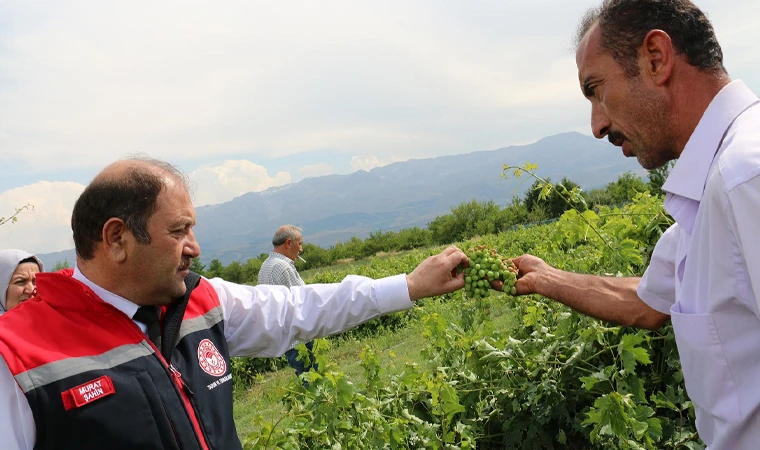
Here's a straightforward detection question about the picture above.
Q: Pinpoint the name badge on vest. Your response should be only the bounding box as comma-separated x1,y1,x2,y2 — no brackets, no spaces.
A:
61,375,116,410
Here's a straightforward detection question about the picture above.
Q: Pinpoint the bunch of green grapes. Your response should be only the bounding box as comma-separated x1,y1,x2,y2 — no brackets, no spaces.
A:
461,245,518,298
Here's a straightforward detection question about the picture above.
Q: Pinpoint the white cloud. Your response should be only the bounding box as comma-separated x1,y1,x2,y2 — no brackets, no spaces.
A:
190,160,291,206
350,155,408,172
0,181,85,254
0,0,758,187
297,163,334,179
350,156,384,172
2,0,752,176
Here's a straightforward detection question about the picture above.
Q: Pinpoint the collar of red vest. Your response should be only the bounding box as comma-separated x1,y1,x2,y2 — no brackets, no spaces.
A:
35,271,116,312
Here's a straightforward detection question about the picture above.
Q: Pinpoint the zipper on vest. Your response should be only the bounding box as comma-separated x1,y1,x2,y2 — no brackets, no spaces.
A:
168,362,214,447
119,310,211,450
152,345,210,450
169,363,195,397
80,284,213,449
157,386,181,447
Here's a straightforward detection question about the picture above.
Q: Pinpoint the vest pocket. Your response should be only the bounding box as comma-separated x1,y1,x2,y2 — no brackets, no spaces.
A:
135,371,182,450
669,309,742,423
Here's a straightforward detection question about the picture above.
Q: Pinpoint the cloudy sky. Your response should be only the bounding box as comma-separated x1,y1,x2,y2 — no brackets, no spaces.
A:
1,0,759,254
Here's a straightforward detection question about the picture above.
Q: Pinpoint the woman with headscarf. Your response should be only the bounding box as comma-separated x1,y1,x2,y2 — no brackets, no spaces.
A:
0,249,43,316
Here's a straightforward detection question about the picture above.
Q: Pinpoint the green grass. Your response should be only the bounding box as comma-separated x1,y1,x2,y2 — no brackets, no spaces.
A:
232,293,519,441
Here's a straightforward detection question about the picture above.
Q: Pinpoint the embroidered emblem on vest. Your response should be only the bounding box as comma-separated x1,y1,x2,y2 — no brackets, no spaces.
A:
61,375,116,410
198,338,227,376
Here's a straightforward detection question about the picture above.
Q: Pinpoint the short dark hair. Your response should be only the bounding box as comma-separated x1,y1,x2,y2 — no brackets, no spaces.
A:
72,156,189,260
576,0,726,77
18,257,41,270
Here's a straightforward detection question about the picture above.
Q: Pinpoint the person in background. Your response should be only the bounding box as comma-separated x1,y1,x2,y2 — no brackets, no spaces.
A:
0,156,469,450
507,1,760,448
257,225,317,381
0,250,43,316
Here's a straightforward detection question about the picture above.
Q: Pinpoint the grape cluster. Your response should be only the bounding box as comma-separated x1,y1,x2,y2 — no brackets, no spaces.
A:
461,245,518,297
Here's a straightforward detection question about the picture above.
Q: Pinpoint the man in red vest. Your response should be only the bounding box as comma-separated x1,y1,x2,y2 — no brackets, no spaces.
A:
0,156,468,450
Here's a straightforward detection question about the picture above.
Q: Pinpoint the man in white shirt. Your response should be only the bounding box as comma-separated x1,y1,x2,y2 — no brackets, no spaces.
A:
0,156,469,450
508,1,760,448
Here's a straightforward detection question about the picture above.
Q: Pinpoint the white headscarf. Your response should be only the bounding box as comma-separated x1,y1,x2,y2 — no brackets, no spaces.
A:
0,249,44,315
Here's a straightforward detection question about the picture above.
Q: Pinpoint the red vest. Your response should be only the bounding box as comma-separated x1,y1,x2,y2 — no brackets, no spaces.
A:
0,271,241,450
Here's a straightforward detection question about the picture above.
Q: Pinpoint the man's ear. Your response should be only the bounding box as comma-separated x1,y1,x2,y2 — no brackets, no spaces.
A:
640,29,674,86
102,218,130,263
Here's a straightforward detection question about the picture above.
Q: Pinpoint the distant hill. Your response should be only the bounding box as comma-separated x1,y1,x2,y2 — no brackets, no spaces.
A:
38,132,642,267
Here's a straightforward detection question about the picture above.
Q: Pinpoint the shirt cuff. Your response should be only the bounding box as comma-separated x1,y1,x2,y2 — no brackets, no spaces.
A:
637,283,674,315
374,274,413,313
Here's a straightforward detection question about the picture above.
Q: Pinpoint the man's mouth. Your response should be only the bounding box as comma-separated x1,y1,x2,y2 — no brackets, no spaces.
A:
178,260,191,272
621,140,633,157
608,131,631,156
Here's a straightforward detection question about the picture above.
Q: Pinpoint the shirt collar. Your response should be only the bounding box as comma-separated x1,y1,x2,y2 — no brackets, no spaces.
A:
269,251,296,266
663,80,759,202
72,264,140,320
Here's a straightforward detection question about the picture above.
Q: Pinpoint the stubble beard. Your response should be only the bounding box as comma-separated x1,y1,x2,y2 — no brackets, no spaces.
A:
627,79,679,170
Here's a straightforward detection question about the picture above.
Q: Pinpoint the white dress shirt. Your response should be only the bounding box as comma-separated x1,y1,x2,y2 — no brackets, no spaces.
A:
638,80,760,449
0,266,412,449
258,252,307,350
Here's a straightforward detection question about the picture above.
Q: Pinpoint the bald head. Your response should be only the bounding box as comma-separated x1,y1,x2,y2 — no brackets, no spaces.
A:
72,156,190,260
95,156,189,190
271,224,303,262
272,225,302,247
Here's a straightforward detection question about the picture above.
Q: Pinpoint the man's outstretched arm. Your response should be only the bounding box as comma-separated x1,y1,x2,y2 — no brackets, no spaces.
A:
509,254,670,331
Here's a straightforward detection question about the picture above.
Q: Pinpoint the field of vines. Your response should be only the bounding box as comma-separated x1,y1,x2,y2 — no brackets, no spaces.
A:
240,192,704,450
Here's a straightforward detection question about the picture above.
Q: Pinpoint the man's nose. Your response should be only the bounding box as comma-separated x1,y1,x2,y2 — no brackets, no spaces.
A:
185,230,201,258
591,102,610,139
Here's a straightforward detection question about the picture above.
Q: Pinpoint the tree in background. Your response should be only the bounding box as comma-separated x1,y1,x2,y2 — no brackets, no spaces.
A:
299,243,330,270
53,261,71,271
392,227,432,251
223,261,244,283
647,161,676,197
601,171,648,205
206,259,225,279
242,257,265,284
190,258,206,275
524,177,586,219
182,170,664,284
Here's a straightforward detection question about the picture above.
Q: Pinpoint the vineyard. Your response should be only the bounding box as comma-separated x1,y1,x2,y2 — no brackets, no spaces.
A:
236,192,704,449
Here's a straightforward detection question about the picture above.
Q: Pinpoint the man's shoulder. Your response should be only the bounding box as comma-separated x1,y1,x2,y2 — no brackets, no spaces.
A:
261,255,289,270
718,103,760,190
258,256,290,284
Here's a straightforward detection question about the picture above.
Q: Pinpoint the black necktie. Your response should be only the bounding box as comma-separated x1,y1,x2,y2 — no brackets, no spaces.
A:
134,306,161,345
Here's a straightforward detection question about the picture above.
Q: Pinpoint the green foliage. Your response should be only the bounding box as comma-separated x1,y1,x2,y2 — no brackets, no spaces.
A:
223,261,245,283
53,260,71,271
647,161,676,197
201,166,654,285
428,199,525,244
598,171,648,206
242,257,264,284
190,258,206,274
231,357,289,390
523,177,586,218
240,191,702,450
0,204,33,227
298,243,330,269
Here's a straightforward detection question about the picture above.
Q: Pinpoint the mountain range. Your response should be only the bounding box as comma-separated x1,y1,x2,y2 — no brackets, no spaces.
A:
38,132,642,267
